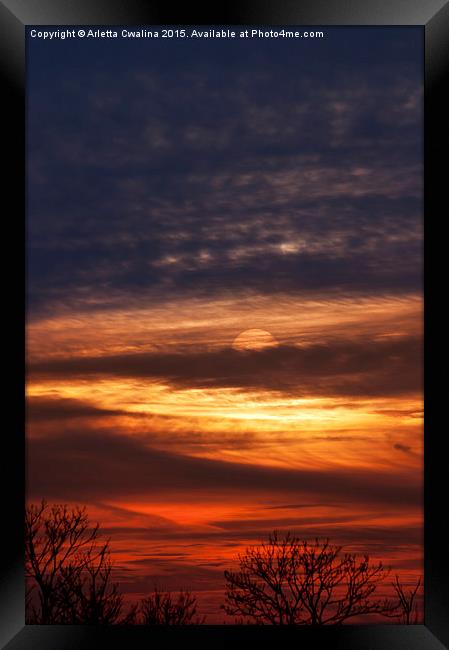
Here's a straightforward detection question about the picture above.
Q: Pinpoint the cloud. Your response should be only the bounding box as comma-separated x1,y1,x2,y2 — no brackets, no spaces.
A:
81,516,423,597
27,430,421,509
25,33,423,615
26,396,131,422
30,336,422,398
27,30,423,317
393,442,413,454
113,560,226,594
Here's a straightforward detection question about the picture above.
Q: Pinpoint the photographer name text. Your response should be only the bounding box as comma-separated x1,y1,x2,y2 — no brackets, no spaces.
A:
29,28,325,41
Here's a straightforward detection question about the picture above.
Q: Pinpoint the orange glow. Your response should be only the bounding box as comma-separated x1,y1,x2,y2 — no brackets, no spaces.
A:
27,290,423,621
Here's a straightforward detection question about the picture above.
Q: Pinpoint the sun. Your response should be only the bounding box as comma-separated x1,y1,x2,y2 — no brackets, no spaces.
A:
232,329,279,352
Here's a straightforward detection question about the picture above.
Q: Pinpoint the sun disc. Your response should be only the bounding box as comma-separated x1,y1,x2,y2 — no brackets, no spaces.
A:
232,329,278,352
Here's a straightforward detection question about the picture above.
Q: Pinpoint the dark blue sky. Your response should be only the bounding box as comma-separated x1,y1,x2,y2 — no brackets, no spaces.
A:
27,27,423,318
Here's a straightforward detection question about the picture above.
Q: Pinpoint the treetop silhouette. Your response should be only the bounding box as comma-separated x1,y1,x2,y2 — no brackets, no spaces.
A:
25,500,204,625
25,503,421,625
25,500,124,624
223,531,397,625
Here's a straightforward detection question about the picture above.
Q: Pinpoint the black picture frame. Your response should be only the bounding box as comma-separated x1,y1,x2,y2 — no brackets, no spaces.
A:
1,1,447,648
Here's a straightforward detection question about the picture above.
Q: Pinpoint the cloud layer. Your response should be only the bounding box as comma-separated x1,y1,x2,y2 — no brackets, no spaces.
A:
28,429,421,507
27,28,423,317
30,335,422,398
26,28,424,619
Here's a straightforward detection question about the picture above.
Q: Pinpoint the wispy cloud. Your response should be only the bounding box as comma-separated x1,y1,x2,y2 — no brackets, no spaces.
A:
27,31,422,317
28,430,421,508
26,28,423,615
30,335,422,398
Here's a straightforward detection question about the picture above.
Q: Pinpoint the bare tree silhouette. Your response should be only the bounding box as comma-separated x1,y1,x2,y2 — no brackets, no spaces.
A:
25,501,125,624
388,575,422,624
223,532,395,625
25,501,207,625
28,504,415,626
138,587,205,624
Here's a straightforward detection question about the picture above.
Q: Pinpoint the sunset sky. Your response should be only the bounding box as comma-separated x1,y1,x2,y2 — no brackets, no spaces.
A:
26,28,423,621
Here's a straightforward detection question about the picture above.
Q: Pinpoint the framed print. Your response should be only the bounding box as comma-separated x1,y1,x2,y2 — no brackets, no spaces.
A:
1,1,448,648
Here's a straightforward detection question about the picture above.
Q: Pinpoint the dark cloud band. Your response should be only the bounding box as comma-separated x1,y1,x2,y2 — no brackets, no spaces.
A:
30,336,422,397
28,430,421,508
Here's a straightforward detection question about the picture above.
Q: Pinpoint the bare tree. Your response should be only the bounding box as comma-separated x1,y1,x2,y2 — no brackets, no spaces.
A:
56,546,124,624
390,575,422,624
25,501,125,624
139,587,205,624
223,532,394,625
